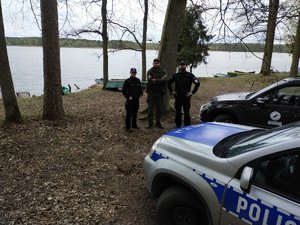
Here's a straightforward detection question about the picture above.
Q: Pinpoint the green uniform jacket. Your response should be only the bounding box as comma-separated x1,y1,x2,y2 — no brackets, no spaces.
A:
146,67,168,96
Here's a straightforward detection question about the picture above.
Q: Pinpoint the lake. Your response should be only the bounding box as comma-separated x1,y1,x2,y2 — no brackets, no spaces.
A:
6,46,293,96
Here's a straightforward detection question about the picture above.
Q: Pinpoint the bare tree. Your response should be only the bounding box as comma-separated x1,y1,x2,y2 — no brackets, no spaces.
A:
290,12,300,76
102,0,109,88
66,0,163,85
141,0,148,81
206,0,289,75
0,1,23,123
105,0,150,82
260,0,280,75
113,0,150,81
40,0,65,120
69,0,133,88
230,0,300,76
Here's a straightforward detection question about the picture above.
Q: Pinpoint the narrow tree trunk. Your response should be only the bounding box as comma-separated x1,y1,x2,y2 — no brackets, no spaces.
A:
0,1,22,123
158,0,187,112
259,0,279,76
41,0,65,120
142,0,148,81
290,14,300,77
102,0,109,89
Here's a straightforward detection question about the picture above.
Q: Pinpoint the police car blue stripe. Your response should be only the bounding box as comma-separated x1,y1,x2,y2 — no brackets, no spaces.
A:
166,123,250,146
150,150,169,161
193,169,300,225
223,185,300,225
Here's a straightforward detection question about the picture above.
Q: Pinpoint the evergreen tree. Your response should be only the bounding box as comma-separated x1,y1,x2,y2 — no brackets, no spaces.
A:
177,5,213,73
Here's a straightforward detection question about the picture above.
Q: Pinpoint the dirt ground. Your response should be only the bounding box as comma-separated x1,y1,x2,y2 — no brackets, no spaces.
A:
0,75,281,225
0,83,211,225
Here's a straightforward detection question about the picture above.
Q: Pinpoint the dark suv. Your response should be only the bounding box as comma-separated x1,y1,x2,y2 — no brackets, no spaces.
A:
200,77,300,128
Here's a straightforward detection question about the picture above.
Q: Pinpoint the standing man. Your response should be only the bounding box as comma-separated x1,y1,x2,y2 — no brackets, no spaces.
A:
122,68,143,132
146,58,168,129
168,61,200,128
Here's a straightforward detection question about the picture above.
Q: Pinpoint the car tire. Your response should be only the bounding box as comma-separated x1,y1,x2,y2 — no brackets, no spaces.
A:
213,114,236,123
156,186,209,225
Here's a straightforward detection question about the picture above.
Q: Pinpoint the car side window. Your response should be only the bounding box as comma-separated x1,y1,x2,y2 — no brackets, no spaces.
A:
262,86,300,106
253,152,300,202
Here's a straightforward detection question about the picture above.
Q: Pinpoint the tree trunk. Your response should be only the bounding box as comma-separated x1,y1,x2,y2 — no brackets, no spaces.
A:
0,1,22,123
142,0,148,81
259,0,279,76
290,13,300,77
102,0,109,89
158,0,187,112
41,0,65,120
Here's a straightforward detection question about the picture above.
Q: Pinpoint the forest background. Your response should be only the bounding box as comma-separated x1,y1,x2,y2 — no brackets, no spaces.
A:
5,37,291,53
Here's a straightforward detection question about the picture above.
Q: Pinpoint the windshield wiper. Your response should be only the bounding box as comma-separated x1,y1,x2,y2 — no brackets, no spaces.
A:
245,92,255,99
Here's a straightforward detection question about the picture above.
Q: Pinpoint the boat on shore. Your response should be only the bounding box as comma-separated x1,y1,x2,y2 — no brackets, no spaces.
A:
227,70,256,76
103,79,148,91
95,78,104,84
213,73,236,78
16,91,31,98
62,86,71,95
234,70,255,74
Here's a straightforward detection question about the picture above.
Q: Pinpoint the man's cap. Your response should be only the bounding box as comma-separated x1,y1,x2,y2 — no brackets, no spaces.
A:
179,61,186,65
153,58,160,63
130,68,137,73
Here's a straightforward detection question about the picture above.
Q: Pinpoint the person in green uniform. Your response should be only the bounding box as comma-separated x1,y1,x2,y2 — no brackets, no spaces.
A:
146,58,168,129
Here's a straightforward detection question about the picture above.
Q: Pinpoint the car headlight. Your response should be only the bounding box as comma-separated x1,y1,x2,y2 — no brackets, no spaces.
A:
147,137,163,161
151,137,162,152
200,102,212,112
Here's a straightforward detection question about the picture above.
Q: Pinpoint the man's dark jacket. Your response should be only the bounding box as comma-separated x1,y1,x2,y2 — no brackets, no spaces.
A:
122,76,143,100
167,71,200,95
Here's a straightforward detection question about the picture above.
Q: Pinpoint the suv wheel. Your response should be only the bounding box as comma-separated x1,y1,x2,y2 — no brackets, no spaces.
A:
156,186,209,225
213,114,236,123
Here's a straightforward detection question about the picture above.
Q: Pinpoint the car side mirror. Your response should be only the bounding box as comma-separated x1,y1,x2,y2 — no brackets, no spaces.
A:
240,166,254,193
255,97,266,105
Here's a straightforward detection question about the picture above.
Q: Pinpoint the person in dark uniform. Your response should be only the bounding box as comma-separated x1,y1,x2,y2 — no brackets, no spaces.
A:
168,61,200,128
146,58,168,129
122,68,143,132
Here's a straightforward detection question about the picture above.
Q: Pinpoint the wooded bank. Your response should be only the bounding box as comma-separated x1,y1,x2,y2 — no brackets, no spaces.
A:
5,37,290,53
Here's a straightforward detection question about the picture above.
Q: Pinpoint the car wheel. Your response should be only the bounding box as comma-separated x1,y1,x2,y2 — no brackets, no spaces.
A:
156,186,209,225
213,114,236,123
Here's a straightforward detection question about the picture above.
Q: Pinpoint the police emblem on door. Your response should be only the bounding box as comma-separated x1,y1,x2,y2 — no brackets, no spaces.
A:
270,111,281,121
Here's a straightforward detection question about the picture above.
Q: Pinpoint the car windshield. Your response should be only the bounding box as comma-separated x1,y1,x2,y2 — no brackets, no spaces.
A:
214,122,300,158
249,79,288,99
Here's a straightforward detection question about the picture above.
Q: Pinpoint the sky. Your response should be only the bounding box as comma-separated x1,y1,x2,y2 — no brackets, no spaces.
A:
2,0,168,42
3,0,290,44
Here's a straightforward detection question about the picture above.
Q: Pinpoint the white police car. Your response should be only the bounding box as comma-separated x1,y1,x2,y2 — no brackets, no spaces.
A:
144,122,300,225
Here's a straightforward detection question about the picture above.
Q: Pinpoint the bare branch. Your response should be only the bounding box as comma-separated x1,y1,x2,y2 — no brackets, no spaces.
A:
108,20,142,48
29,0,41,31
